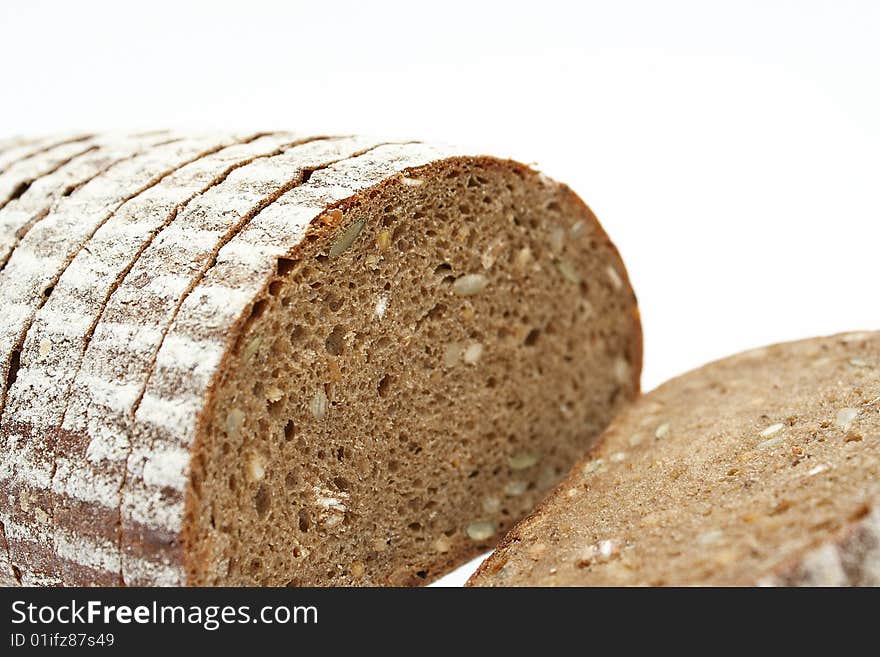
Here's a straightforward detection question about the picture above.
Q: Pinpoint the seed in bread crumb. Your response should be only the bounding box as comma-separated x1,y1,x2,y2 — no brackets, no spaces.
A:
482,496,501,513
374,294,389,319
329,219,365,258
759,422,784,438
807,463,829,476
376,230,392,252
508,451,539,470
350,561,366,578
834,407,859,429
400,176,424,187
243,336,262,361
757,435,784,450
453,273,489,296
570,220,585,237
504,480,528,497
606,265,623,290
555,259,581,284
310,390,328,419
466,521,495,542
225,408,245,438
481,238,505,270
697,529,723,546
610,451,627,462
365,253,381,269
849,358,870,368
443,343,463,367
598,540,616,559
581,458,605,476
265,386,284,403
515,247,534,270
463,342,483,365
613,357,630,384
433,535,452,553
246,452,266,482
528,542,547,558
549,226,565,253
655,423,670,440
38,339,51,358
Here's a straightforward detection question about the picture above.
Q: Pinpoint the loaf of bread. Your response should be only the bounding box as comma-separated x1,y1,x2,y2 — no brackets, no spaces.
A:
469,332,880,586
0,132,641,586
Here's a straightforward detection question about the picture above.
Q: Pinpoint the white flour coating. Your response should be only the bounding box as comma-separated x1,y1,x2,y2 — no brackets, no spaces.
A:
0,133,91,175
0,132,182,585
0,135,221,411
3,515,181,585
0,134,181,270
0,134,240,583
0,139,97,209
0,136,39,160
6,134,300,442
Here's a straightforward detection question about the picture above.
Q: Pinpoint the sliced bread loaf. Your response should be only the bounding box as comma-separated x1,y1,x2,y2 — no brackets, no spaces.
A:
0,134,92,175
0,138,98,211
0,132,183,271
0,132,641,586
468,332,880,586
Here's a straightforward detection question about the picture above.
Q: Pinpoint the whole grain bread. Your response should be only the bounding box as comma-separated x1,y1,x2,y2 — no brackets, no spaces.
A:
468,332,880,587
0,132,641,586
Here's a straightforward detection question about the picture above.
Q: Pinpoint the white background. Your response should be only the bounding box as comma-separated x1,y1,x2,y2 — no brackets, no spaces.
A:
1,0,878,586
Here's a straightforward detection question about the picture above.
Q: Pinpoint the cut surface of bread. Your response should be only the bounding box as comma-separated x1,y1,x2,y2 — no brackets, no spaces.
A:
469,332,880,587
0,133,641,586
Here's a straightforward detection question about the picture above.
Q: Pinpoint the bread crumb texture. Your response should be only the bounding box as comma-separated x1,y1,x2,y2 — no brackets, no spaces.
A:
469,332,880,587
0,132,640,586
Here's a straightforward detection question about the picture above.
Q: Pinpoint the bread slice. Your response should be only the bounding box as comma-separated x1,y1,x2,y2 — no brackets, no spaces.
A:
0,139,99,210
0,133,245,585
0,137,39,157
3,133,317,585
0,133,641,586
469,332,880,587
0,132,187,271
0,134,96,176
